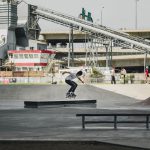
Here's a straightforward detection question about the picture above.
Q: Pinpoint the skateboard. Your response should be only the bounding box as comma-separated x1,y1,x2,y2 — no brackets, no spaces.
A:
66,93,76,99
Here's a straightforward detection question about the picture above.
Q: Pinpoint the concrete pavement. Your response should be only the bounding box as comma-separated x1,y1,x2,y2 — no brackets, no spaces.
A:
0,84,150,149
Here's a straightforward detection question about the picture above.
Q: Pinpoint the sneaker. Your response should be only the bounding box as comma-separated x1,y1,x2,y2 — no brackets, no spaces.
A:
70,92,76,97
72,93,76,97
66,92,70,98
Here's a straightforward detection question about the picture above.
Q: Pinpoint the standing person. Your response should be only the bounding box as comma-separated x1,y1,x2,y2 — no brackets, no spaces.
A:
62,70,85,98
145,66,149,84
111,66,116,84
121,68,127,84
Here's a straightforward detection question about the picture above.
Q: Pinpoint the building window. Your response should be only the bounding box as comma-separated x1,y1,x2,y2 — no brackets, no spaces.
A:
24,54,29,59
22,67,28,71
41,53,48,59
34,54,39,58
14,54,18,59
29,67,33,71
29,54,33,58
19,54,24,59
16,67,21,71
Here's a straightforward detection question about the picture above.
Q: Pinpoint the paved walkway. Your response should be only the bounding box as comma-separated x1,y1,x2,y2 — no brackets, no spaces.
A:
92,84,150,100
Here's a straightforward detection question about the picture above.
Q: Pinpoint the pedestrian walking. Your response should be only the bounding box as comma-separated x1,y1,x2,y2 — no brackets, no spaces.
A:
121,68,127,84
111,66,116,84
145,66,149,84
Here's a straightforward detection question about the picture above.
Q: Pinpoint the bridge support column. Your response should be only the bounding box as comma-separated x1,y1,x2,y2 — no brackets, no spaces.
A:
68,26,74,67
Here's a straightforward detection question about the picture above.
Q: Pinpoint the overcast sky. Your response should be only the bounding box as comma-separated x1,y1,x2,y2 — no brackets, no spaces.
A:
20,0,150,32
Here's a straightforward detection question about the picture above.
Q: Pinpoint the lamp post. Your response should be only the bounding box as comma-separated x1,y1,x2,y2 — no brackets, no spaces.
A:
101,6,104,25
135,0,139,29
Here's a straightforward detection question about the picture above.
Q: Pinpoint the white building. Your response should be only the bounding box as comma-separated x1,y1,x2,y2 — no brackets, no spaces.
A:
7,49,56,71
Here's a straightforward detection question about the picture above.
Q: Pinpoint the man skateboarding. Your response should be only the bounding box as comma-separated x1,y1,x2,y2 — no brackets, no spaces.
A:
62,70,86,98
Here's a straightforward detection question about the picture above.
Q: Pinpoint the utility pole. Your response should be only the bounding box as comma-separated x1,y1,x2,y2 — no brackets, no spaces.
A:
70,26,74,67
135,0,139,29
68,29,71,68
101,6,104,25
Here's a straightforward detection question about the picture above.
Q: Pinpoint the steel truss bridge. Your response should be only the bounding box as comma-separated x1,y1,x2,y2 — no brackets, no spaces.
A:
28,4,150,51
27,4,150,67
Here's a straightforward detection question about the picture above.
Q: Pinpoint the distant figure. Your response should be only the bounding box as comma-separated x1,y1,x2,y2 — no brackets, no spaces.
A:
0,35,5,44
111,66,116,84
145,66,149,84
121,68,127,84
62,70,86,98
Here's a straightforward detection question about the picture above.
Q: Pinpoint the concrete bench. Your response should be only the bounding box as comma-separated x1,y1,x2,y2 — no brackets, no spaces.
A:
76,113,150,129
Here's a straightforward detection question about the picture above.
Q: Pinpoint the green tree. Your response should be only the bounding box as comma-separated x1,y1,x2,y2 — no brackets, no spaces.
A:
90,68,104,78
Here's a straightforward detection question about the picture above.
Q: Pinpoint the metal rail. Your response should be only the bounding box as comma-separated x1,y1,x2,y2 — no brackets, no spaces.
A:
76,113,150,129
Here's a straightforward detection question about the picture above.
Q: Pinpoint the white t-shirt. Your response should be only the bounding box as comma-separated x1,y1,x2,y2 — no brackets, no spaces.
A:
121,69,126,75
111,68,115,76
65,69,87,81
81,69,86,77
65,72,77,80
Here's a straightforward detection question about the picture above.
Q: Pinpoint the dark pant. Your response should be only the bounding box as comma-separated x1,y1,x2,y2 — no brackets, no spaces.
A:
123,75,125,84
65,80,78,93
111,75,116,84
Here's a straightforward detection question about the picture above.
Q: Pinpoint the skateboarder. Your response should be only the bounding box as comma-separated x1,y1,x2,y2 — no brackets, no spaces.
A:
62,70,85,98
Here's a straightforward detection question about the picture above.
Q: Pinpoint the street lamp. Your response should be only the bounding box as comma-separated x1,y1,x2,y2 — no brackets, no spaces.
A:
101,6,104,25
135,0,139,29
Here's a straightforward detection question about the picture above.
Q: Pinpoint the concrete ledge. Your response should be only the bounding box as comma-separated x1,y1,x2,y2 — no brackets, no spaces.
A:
24,100,97,108
0,140,147,150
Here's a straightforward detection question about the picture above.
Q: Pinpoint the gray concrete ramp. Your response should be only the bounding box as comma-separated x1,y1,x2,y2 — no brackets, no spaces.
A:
0,84,138,109
137,97,150,106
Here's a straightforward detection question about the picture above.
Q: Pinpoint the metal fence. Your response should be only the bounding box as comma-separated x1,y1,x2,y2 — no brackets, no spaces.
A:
0,77,52,84
0,73,146,84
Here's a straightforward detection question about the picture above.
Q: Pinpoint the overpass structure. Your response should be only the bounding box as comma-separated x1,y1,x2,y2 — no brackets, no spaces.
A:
26,4,150,70
29,4,150,54
41,30,150,43
122,29,150,40
0,2,150,71
26,4,150,69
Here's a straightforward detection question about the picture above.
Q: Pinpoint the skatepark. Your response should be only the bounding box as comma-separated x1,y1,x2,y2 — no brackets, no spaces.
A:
0,84,150,150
